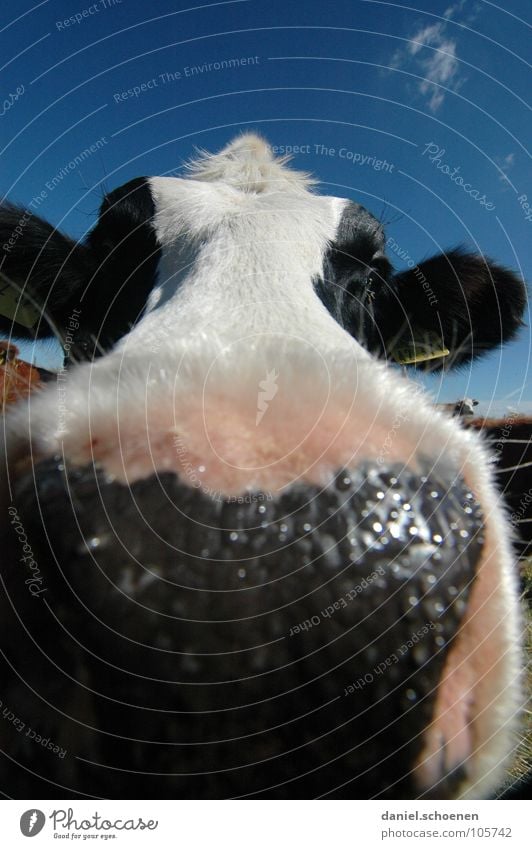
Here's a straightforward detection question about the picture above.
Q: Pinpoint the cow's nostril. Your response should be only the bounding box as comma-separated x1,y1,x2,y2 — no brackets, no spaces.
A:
4,457,485,798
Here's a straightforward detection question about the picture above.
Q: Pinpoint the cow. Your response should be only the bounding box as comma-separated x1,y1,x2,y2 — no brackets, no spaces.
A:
437,399,479,418
0,134,527,799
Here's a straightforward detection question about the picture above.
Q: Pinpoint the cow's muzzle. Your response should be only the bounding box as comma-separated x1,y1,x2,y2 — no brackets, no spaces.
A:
1,457,484,798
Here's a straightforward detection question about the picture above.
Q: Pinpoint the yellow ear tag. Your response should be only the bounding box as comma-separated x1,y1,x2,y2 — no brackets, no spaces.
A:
0,280,41,330
391,332,450,365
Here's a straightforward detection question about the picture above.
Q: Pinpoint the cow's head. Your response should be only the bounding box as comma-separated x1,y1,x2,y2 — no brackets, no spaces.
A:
0,135,526,799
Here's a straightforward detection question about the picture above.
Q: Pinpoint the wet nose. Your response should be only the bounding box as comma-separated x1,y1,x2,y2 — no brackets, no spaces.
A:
3,456,485,798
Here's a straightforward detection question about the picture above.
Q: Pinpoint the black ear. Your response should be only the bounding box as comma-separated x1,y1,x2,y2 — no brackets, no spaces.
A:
0,202,93,343
1,179,160,361
83,177,160,356
381,248,527,368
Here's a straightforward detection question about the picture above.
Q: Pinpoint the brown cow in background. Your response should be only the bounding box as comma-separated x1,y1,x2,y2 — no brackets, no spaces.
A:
466,416,532,560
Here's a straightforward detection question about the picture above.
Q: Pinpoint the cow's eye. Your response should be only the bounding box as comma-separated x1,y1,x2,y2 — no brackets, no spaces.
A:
372,257,391,278
365,274,376,299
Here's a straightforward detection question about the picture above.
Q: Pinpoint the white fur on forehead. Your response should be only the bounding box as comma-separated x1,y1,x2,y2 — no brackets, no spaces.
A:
144,178,348,335
182,133,316,193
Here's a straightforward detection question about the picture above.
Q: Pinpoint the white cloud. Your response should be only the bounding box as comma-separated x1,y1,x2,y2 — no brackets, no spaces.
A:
419,38,460,111
443,0,466,20
444,0,482,25
495,152,516,185
390,2,474,112
407,23,444,56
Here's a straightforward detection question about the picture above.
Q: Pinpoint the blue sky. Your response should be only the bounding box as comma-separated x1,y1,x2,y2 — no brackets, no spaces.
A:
1,0,530,415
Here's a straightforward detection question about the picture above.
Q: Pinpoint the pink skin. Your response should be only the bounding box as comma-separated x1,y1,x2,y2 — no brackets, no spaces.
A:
415,641,475,789
415,523,518,796
59,393,410,495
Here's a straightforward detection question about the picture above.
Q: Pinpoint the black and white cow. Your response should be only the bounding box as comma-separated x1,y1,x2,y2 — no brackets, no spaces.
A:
0,135,527,799
438,399,479,418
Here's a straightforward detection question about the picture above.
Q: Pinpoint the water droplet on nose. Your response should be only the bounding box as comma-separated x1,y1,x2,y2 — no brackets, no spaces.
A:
366,646,379,663
182,655,201,674
303,523,312,532
77,535,104,555
229,532,239,542
406,689,417,702
238,568,246,579
258,505,266,514
408,595,419,607
454,598,467,616
336,473,353,491
412,644,429,665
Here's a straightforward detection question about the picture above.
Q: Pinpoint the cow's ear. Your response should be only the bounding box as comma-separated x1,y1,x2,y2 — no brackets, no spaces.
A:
0,203,93,341
83,177,160,355
382,248,527,369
